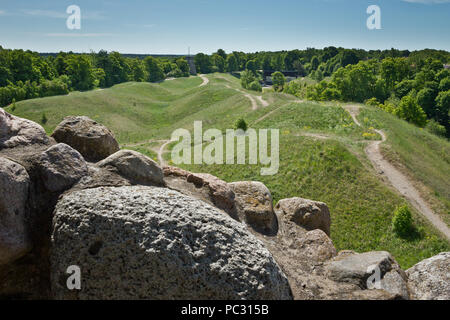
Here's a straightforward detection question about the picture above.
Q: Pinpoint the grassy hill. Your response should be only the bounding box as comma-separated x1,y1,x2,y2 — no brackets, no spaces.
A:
6,73,450,268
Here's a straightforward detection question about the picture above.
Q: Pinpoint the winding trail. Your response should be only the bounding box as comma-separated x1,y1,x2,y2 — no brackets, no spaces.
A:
199,74,209,87
344,105,450,241
157,140,171,166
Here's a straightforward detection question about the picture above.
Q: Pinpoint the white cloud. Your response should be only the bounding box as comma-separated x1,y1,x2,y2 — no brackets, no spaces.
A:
23,9,66,18
22,9,106,20
45,33,116,37
0,10,6,15
402,0,450,4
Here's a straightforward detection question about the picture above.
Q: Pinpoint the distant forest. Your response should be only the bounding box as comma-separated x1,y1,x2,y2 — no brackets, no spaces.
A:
1,45,449,136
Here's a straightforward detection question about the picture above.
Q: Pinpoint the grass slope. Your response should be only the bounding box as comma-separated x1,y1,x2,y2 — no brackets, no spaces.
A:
5,73,449,268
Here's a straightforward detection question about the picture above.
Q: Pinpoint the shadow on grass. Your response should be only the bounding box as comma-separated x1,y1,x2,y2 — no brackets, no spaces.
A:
396,225,424,242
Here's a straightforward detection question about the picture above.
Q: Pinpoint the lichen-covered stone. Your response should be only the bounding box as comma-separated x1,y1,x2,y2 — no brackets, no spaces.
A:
50,186,292,300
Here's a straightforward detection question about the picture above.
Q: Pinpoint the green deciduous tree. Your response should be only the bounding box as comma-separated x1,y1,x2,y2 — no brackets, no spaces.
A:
394,93,427,127
194,53,212,74
272,71,286,92
65,55,95,91
240,70,255,89
144,56,165,82
226,54,239,72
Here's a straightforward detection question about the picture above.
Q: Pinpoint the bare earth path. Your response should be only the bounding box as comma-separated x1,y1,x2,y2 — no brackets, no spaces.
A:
157,140,171,166
344,104,450,241
199,74,209,87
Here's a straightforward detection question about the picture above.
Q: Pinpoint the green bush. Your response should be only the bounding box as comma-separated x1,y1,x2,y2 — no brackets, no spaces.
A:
272,71,286,92
235,118,248,132
365,97,380,107
425,119,447,138
11,98,16,112
248,80,262,92
240,70,255,89
392,206,413,236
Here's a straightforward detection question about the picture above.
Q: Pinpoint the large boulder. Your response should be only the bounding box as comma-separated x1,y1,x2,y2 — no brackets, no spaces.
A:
229,181,276,234
98,150,164,186
51,116,119,162
0,109,49,149
0,157,31,265
406,252,450,300
163,166,237,220
325,251,409,299
36,143,88,193
50,186,292,300
274,197,331,236
300,229,337,263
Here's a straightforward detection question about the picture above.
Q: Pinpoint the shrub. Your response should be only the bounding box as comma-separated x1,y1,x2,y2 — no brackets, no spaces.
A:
425,119,447,138
272,71,286,92
365,97,380,107
248,80,262,92
235,118,248,132
394,94,428,127
41,113,48,125
240,70,255,89
321,87,341,101
11,98,16,112
392,206,413,236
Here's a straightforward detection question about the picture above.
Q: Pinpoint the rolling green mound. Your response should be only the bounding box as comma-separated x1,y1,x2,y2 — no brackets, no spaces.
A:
6,73,450,268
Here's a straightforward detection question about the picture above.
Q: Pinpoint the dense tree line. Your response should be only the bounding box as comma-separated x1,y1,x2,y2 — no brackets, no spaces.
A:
193,48,448,136
0,46,190,107
193,47,418,79
296,56,449,137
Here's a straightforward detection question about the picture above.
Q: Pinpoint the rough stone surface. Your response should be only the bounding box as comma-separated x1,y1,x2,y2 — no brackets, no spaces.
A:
229,181,276,233
300,230,337,262
380,269,410,300
51,116,119,162
275,197,331,236
326,251,394,287
36,143,88,192
50,186,292,300
406,252,450,300
0,157,31,265
325,250,409,299
98,150,164,186
163,166,237,219
0,109,49,149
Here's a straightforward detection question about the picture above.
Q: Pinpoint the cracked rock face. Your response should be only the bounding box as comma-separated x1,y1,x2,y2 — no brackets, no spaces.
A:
325,251,409,299
50,186,292,300
229,181,276,233
0,157,31,265
275,197,331,236
163,166,238,220
406,252,450,300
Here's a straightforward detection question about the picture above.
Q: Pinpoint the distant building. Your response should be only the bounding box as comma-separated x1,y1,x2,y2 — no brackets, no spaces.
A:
186,56,197,75
444,64,450,70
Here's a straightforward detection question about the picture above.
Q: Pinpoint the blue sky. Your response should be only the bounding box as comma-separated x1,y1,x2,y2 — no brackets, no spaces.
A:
0,0,449,54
